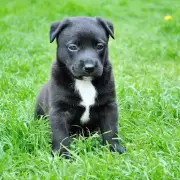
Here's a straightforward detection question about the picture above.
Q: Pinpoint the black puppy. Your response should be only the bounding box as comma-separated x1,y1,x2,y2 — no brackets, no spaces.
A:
35,16,125,157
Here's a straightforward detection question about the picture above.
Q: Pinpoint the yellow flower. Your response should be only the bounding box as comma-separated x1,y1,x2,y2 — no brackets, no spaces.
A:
164,15,172,21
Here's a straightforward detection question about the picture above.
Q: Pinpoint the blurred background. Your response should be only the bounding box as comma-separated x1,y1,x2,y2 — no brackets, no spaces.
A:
0,0,179,179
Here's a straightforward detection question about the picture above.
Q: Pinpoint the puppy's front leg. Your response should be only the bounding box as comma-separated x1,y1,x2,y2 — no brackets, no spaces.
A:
50,110,71,158
99,102,126,154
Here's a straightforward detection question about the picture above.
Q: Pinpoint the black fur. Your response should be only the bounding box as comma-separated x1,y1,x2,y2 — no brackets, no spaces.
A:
35,16,125,158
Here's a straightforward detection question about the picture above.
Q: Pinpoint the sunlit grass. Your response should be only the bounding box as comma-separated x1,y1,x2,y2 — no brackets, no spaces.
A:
0,0,180,179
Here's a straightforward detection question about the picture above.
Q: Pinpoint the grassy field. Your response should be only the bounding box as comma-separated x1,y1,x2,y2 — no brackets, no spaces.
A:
0,0,180,179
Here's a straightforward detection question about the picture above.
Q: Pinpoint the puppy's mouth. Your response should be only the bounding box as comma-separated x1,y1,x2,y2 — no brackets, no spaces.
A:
70,66,97,80
72,75,94,81
82,76,93,81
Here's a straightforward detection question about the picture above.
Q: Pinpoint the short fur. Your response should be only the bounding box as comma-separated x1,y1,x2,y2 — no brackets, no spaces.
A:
35,16,125,158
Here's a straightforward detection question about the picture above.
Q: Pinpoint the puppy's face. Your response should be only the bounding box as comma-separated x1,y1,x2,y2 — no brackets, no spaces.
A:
50,17,114,79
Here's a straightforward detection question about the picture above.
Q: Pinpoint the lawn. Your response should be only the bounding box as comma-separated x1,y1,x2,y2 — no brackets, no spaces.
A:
0,0,180,179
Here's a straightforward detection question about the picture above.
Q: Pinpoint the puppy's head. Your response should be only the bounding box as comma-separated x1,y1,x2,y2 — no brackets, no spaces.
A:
50,17,114,80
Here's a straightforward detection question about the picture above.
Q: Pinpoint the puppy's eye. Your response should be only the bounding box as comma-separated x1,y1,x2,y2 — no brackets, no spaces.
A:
96,43,104,50
68,44,78,51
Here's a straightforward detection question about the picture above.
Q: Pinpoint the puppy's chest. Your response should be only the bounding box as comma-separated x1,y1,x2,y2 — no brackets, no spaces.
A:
75,79,97,124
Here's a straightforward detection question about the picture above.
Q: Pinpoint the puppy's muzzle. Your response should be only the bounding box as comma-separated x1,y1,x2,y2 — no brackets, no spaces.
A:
71,58,102,78
84,63,95,73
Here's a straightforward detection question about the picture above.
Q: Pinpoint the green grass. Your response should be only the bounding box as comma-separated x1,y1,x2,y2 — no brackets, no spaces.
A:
0,0,180,179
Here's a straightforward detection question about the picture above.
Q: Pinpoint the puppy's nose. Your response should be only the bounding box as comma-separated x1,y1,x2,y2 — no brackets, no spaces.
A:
84,64,95,73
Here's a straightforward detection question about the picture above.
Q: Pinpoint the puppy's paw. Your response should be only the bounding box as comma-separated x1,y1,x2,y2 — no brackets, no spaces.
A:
110,144,126,154
51,150,58,157
60,152,71,160
51,148,70,159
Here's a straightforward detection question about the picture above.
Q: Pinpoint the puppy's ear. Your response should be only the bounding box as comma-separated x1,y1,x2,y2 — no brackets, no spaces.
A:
50,19,69,43
96,18,114,39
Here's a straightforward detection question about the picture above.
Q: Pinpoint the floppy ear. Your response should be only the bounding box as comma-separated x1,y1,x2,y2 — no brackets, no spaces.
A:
96,17,114,39
50,19,69,43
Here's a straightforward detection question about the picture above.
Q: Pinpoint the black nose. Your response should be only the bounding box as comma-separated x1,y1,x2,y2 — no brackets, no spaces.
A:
84,64,95,73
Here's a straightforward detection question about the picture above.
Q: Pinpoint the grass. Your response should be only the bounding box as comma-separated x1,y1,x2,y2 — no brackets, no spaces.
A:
0,0,180,179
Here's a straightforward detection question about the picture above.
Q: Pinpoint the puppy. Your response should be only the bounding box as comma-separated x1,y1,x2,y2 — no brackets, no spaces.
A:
35,16,125,157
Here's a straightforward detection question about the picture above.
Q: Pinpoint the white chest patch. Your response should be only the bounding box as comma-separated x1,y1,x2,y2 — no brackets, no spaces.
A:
75,78,97,124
